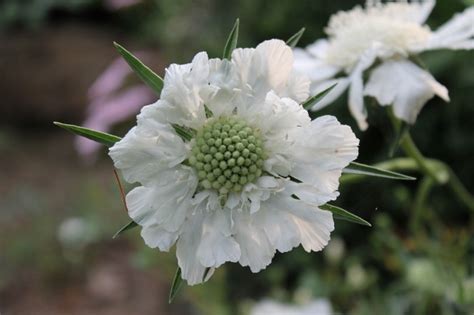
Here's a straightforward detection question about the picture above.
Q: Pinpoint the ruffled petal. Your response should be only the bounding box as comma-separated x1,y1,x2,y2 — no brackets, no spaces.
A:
125,167,197,232
109,111,188,185
176,213,214,285
288,115,359,197
364,59,449,123
254,194,334,253
426,7,474,50
233,211,275,273
140,224,179,251
196,210,241,268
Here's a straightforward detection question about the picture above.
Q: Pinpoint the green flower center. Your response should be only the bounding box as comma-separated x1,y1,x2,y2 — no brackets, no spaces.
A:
189,116,266,195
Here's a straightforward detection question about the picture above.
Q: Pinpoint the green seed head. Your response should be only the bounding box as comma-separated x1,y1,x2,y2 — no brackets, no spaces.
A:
188,116,266,195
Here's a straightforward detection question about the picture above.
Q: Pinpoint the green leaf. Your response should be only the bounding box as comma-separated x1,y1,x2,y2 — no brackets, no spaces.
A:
112,221,138,239
222,18,240,59
344,162,416,181
286,27,305,48
114,42,164,95
320,204,371,227
301,83,337,110
169,267,184,304
54,122,121,146
172,124,195,141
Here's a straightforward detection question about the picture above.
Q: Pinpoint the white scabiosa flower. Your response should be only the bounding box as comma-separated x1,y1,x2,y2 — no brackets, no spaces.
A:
250,299,333,315
294,0,473,129
109,39,359,285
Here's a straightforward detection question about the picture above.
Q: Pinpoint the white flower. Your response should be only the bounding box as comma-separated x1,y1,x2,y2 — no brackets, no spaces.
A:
109,39,359,285
250,299,333,315
294,0,473,129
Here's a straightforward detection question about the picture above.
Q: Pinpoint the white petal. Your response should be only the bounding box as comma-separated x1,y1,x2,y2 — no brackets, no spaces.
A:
255,39,294,92
176,213,214,285
293,45,341,82
232,40,296,102
309,77,350,111
125,167,197,232
426,7,474,50
109,115,187,185
255,195,334,253
347,47,378,130
288,115,359,197
196,210,241,268
140,224,179,251
233,211,275,273
364,59,449,124
283,70,311,103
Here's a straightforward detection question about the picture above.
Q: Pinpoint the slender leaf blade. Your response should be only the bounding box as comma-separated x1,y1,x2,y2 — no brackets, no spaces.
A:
172,124,195,141
54,122,121,147
112,221,138,239
344,162,416,181
286,27,305,48
320,204,371,227
222,19,240,59
169,267,184,303
114,42,164,95
302,83,337,110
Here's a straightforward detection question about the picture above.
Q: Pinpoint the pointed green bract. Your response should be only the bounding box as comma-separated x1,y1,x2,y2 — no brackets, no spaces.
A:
389,121,410,157
344,162,416,181
112,221,138,239
222,19,240,59
301,83,337,110
320,204,372,227
286,27,305,48
54,122,121,147
169,267,184,304
172,124,195,142
113,42,164,95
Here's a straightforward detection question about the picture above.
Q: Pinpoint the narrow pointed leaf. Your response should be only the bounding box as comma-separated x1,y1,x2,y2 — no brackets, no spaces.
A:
286,27,305,48
169,267,184,304
344,162,416,181
54,122,121,146
112,221,138,239
222,19,239,59
301,83,337,110
114,42,164,95
320,204,371,227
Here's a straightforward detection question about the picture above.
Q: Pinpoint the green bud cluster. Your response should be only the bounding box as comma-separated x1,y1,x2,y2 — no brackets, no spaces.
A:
189,116,266,195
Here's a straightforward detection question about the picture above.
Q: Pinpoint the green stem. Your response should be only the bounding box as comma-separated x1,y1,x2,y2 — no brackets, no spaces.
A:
399,133,445,184
411,176,435,232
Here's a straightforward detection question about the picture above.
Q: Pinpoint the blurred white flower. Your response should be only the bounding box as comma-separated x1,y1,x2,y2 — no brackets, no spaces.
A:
323,237,345,264
294,0,473,129
109,40,359,285
57,217,95,249
346,263,369,290
250,299,333,315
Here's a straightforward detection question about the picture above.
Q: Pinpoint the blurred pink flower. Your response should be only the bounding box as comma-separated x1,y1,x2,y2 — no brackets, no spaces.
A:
76,53,155,162
104,0,142,10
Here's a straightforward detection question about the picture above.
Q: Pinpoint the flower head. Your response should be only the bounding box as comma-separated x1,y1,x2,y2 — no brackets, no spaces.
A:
294,0,473,129
109,40,359,285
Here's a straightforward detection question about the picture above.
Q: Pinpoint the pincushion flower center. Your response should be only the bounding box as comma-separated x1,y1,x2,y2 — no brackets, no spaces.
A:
189,116,266,195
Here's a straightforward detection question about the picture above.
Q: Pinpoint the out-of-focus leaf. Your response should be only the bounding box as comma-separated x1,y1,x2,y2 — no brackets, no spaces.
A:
112,221,138,239
114,42,164,95
344,162,416,180
301,84,337,110
54,122,121,147
169,267,184,304
286,27,305,48
223,18,239,59
320,204,371,227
